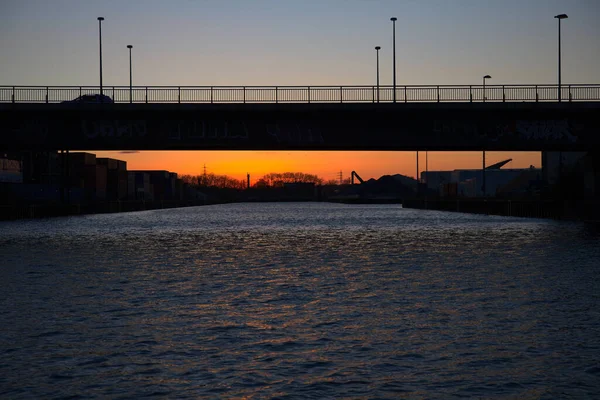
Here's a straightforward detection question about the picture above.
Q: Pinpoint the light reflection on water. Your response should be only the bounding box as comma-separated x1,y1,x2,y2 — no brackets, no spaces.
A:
1,203,599,398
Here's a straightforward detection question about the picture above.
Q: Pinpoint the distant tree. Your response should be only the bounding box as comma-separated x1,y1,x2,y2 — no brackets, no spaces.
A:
184,171,327,189
183,173,245,189
324,177,352,185
180,174,194,185
256,172,324,187
254,178,269,188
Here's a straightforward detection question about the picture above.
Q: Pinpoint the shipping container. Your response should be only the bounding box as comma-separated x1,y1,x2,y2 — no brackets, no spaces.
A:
96,164,107,200
128,171,152,200
68,152,96,166
97,157,118,170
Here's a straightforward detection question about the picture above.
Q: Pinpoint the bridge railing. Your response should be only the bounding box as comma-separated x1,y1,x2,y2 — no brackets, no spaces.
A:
1,84,599,104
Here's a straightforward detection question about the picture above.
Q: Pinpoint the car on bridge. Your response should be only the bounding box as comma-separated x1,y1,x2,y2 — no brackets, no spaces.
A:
62,94,113,104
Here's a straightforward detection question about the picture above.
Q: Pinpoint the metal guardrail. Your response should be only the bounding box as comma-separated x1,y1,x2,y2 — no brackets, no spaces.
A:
1,84,599,104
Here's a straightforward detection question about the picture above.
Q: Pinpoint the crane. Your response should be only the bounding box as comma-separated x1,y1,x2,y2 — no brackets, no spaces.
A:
351,171,364,185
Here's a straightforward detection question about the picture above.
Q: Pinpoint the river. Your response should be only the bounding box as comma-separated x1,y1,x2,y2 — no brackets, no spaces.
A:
1,202,599,398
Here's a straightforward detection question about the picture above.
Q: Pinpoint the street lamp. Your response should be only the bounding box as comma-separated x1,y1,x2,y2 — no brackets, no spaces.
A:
375,46,381,103
390,17,397,103
483,74,491,102
127,45,133,103
554,14,568,102
98,17,105,96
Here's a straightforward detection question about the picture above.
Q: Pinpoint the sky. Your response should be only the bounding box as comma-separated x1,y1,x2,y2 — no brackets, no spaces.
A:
2,0,599,181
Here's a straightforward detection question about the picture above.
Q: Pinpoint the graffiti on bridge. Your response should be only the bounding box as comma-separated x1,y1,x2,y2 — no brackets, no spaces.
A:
162,120,249,140
266,123,324,145
10,119,49,141
433,119,580,143
515,120,577,142
82,120,147,139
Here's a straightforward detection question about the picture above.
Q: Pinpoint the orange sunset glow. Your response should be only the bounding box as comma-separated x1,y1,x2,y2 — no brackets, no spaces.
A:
93,150,541,182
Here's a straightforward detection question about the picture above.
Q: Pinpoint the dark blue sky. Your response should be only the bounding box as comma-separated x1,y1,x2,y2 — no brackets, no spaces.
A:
2,0,599,86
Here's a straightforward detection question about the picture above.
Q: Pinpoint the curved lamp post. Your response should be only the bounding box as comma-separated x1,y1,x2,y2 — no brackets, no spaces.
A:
98,17,105,96
390,17,397,103
375,46,381,103
127,45,133,103
554,14,568,102
483,74,491,102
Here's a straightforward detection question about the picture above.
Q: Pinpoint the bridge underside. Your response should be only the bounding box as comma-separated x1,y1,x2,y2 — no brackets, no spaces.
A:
1,102,599,151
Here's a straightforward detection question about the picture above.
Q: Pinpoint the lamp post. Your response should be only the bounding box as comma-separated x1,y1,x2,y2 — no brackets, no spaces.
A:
98,17,105,96
375,46,381,103
483,74,491,102
554,14,568,102
127,45,133,103
390,17,397,103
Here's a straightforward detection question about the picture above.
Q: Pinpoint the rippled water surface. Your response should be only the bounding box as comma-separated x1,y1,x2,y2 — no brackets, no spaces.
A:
1,203,600,398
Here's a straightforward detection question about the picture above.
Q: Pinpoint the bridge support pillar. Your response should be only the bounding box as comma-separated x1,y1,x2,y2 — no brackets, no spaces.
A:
59,150,71,205
59,151,63,203
542,150,599,219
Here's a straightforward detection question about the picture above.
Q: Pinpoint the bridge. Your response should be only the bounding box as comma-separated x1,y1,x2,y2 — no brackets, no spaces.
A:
1,84,599,151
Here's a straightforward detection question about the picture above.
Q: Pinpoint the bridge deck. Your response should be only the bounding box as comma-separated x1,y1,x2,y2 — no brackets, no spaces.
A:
1,101,599,152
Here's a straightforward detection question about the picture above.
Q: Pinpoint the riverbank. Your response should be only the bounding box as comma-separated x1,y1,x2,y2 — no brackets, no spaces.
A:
3,197,599,223
402,198,600,221
0,200,206,220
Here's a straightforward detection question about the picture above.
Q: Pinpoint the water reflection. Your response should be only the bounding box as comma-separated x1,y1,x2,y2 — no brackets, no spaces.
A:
1,203,599,398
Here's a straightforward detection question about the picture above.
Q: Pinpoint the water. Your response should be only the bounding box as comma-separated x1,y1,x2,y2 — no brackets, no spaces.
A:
1,203,599,398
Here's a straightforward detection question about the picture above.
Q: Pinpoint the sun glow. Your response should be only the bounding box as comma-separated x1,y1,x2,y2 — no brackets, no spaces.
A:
91,150,541,183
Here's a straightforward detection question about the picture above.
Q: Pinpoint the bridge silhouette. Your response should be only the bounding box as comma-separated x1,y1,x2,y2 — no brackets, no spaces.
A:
2,84,600,104
1,84,599,152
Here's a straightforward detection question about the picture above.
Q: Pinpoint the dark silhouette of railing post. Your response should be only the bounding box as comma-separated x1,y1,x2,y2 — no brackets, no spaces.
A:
46,86,49,103
178,86,181,104
307,86,311,104
275,86,278,104
145,87,148,103
502,85,505,102
404,86,407,103
437,85,440,102
11,87,14,103
210,86,213,103
340,86,343,103
535,85,539,102
469,85,473,102
243,86,246,103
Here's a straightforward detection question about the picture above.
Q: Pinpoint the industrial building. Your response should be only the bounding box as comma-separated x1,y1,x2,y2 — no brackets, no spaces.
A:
1,151,205,216
421,159,543,198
